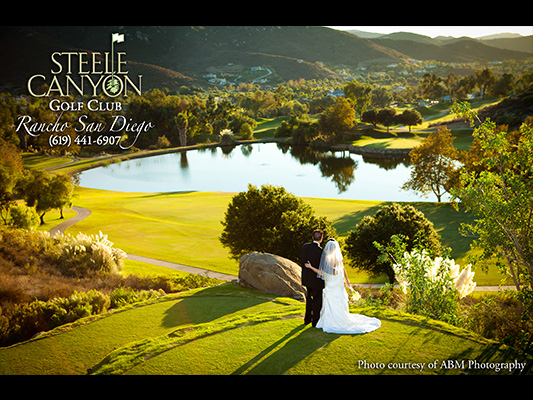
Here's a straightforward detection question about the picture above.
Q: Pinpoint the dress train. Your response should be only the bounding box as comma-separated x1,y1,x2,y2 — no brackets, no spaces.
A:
316,273,381,334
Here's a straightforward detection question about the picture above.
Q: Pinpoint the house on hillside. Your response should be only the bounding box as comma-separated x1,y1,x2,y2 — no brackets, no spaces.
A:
328,89,344,97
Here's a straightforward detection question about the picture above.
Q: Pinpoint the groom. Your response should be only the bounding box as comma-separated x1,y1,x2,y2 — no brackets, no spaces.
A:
300,229,324,327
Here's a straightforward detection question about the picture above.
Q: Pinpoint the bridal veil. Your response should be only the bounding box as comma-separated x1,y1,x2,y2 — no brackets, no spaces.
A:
318,239,343,279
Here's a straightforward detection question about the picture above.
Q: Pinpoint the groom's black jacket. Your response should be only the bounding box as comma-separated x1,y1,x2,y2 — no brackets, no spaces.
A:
300,242,324,290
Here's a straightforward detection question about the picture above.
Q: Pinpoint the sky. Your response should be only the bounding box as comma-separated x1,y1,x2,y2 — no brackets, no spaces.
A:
326,26,532,39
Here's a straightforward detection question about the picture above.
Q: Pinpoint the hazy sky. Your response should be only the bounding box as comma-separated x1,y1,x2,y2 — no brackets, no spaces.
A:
326,26,532,38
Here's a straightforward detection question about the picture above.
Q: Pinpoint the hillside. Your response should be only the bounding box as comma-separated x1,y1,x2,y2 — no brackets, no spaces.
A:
374,37,531,63
348,28,533,54
1,283,530,375
1,26,531,94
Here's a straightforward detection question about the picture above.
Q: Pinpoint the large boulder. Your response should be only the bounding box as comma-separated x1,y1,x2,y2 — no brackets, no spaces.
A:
238,252,306,301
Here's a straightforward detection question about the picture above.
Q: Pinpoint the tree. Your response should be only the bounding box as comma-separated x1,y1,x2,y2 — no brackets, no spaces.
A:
9,203,39,229
343,81,372,118
397,109,423,133
402,127,460,202
372,87,393,108
176,111,189,147
17,170,74,225
220,184,336,263
420,73,446,100
344,203,442,284
318,97,355,143
491,72,515,98
0,139,23,224
451,102,533,295
445,72,459,101
239,122,254,140
47,173,74,219
376,108,397,133
475,68,495,99
361,109,379,128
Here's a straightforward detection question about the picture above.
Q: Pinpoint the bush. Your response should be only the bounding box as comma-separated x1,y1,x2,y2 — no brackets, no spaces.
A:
239,122,254,140
219,129,235,145
8,203,40,230
376,235,476,324
53,231,126,277
464,289,533,353
0,225,224,347
0,273,222,347
220,184,335,263
0,290,111,346
109,286,160,309
344,203,442,283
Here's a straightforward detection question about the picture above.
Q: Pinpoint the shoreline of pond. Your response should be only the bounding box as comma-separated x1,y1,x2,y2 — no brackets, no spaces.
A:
59,138,413,176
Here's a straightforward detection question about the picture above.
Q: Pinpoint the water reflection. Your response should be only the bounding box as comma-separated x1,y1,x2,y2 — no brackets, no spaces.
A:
364,155,410,170
278,145,357,194
79,142,422,201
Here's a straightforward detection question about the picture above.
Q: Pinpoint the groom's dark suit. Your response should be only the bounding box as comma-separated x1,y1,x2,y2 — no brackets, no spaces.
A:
301,241,324,327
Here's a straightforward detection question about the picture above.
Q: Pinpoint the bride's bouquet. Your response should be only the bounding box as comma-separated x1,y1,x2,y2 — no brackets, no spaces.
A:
348,286,361,304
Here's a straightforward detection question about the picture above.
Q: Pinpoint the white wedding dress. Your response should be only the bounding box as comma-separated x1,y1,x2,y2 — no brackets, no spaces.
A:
316,272,381,334
314,239,381,335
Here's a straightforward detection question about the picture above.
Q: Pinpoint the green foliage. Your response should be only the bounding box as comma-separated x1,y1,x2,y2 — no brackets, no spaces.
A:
274,115,318,145
375,235,475,325
397,109,423,132
344,203,442,283
343,80,372,118
451,103,533,291
402,126,460,202
108,286,160,309
16,169,74,225
8,203,40,230
0,139,24,224
0,271,220,347
239,122,254,140
52,231,126,277
464,289,533,353
318,97,355,144
220,184,336,263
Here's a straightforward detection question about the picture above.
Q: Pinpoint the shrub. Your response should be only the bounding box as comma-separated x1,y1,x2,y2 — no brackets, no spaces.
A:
220,184,335,263
464,289,533,353
344,203,442,283
8,203,40,230
239,122,254,140
109,286,160,309
219,129,235,145
53,231,126,277
376,235,476,324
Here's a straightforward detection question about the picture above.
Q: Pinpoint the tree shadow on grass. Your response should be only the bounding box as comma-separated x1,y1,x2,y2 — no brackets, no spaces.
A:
333,203,386,237
160,284,288,329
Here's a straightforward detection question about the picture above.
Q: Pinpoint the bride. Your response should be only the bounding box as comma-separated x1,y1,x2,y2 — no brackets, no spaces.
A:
305,239,381,334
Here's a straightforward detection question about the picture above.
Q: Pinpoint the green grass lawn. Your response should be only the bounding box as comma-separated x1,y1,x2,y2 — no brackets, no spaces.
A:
66,186,503,286
1,284,527,375
22,153,74,170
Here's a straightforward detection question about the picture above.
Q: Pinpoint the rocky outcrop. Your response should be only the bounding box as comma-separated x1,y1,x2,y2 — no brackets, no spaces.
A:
238,252,305,301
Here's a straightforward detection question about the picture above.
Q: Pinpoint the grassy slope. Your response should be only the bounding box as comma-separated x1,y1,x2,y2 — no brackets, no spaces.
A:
69,186,502,285
1,284,527,375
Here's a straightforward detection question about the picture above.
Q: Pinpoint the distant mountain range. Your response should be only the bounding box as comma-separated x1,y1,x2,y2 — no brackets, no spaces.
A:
346,29,532,54
1,26,531,93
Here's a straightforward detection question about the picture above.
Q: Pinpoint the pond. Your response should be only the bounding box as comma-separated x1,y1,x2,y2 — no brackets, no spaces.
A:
78,142,439,202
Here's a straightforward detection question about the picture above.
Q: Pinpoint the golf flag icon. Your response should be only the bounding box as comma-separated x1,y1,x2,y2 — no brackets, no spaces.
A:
112,33,124,43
